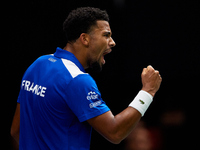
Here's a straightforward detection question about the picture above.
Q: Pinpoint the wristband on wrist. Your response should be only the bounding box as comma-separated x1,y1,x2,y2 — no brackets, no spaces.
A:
129,90,153,116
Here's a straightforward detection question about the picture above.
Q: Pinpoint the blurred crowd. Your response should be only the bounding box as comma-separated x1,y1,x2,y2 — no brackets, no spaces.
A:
124,108,188,150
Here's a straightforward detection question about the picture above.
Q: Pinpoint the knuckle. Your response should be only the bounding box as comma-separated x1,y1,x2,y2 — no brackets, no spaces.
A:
142,68,147,74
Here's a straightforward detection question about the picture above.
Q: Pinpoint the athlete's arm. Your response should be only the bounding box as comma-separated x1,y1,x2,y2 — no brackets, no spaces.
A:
10,103,20,144
88,107,141,144
87,65,162,144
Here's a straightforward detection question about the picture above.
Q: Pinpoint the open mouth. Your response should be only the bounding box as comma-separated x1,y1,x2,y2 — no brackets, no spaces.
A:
102,49,112,64
103,49,112,55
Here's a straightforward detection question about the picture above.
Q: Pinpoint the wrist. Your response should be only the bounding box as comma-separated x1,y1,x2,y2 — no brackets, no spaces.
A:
129,90,153,116
141,88,155,97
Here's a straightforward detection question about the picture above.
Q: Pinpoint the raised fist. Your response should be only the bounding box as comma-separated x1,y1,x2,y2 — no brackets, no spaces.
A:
141,65,162,97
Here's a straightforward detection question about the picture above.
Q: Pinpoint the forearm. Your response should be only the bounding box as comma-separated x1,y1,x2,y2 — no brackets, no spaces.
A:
110,65,161,142
11,132,19,144
89,107,141,144
11,103,20,144
111,107,141,142
89,90,153,144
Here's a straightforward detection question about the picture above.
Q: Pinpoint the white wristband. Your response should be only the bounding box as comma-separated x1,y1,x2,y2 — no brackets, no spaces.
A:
129,90,153,116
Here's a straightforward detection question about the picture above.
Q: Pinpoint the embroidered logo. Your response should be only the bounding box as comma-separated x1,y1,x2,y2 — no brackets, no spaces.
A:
89,100,102,108
48,57,57,62
139,99,145,104
86,91,98,100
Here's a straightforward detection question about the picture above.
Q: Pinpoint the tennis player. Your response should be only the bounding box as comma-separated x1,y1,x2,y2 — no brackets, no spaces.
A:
11,7,162,150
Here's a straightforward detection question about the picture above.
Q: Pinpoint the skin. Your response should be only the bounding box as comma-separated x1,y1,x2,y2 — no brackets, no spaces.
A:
11,20,162,145
10,103,20,144
64,20,115,70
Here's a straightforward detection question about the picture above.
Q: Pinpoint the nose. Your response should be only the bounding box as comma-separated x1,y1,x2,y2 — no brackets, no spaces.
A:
109,37,116,48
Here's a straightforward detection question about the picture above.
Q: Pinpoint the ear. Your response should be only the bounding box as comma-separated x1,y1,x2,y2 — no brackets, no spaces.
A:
79,33,90,47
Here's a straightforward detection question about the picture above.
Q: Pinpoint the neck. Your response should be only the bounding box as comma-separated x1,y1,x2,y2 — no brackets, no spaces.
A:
63,42,88,69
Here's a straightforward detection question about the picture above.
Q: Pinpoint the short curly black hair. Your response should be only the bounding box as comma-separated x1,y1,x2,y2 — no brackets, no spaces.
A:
63,7,109,42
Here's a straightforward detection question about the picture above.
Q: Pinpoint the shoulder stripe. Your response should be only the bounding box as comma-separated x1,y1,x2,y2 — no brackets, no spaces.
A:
61,58,86,78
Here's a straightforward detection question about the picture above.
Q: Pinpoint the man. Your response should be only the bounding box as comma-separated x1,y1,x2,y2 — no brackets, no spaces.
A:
11,7,162,149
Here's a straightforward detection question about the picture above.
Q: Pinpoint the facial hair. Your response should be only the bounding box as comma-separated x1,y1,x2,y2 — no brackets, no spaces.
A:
86,61,103,74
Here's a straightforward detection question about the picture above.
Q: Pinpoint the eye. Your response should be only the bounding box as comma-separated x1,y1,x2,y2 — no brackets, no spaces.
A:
103,32,111,38
104,33,110,38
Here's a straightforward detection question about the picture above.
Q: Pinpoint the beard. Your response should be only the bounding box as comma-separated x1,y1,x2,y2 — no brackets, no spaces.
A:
86,61,103,74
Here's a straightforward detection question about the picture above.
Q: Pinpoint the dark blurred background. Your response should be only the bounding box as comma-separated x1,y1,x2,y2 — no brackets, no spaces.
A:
5,0,199,149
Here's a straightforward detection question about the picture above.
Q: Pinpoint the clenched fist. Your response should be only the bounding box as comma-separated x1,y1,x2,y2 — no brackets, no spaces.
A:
141,65,162,97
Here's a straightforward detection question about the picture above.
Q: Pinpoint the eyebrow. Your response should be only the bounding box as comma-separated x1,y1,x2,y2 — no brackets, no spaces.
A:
103,31,112,36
